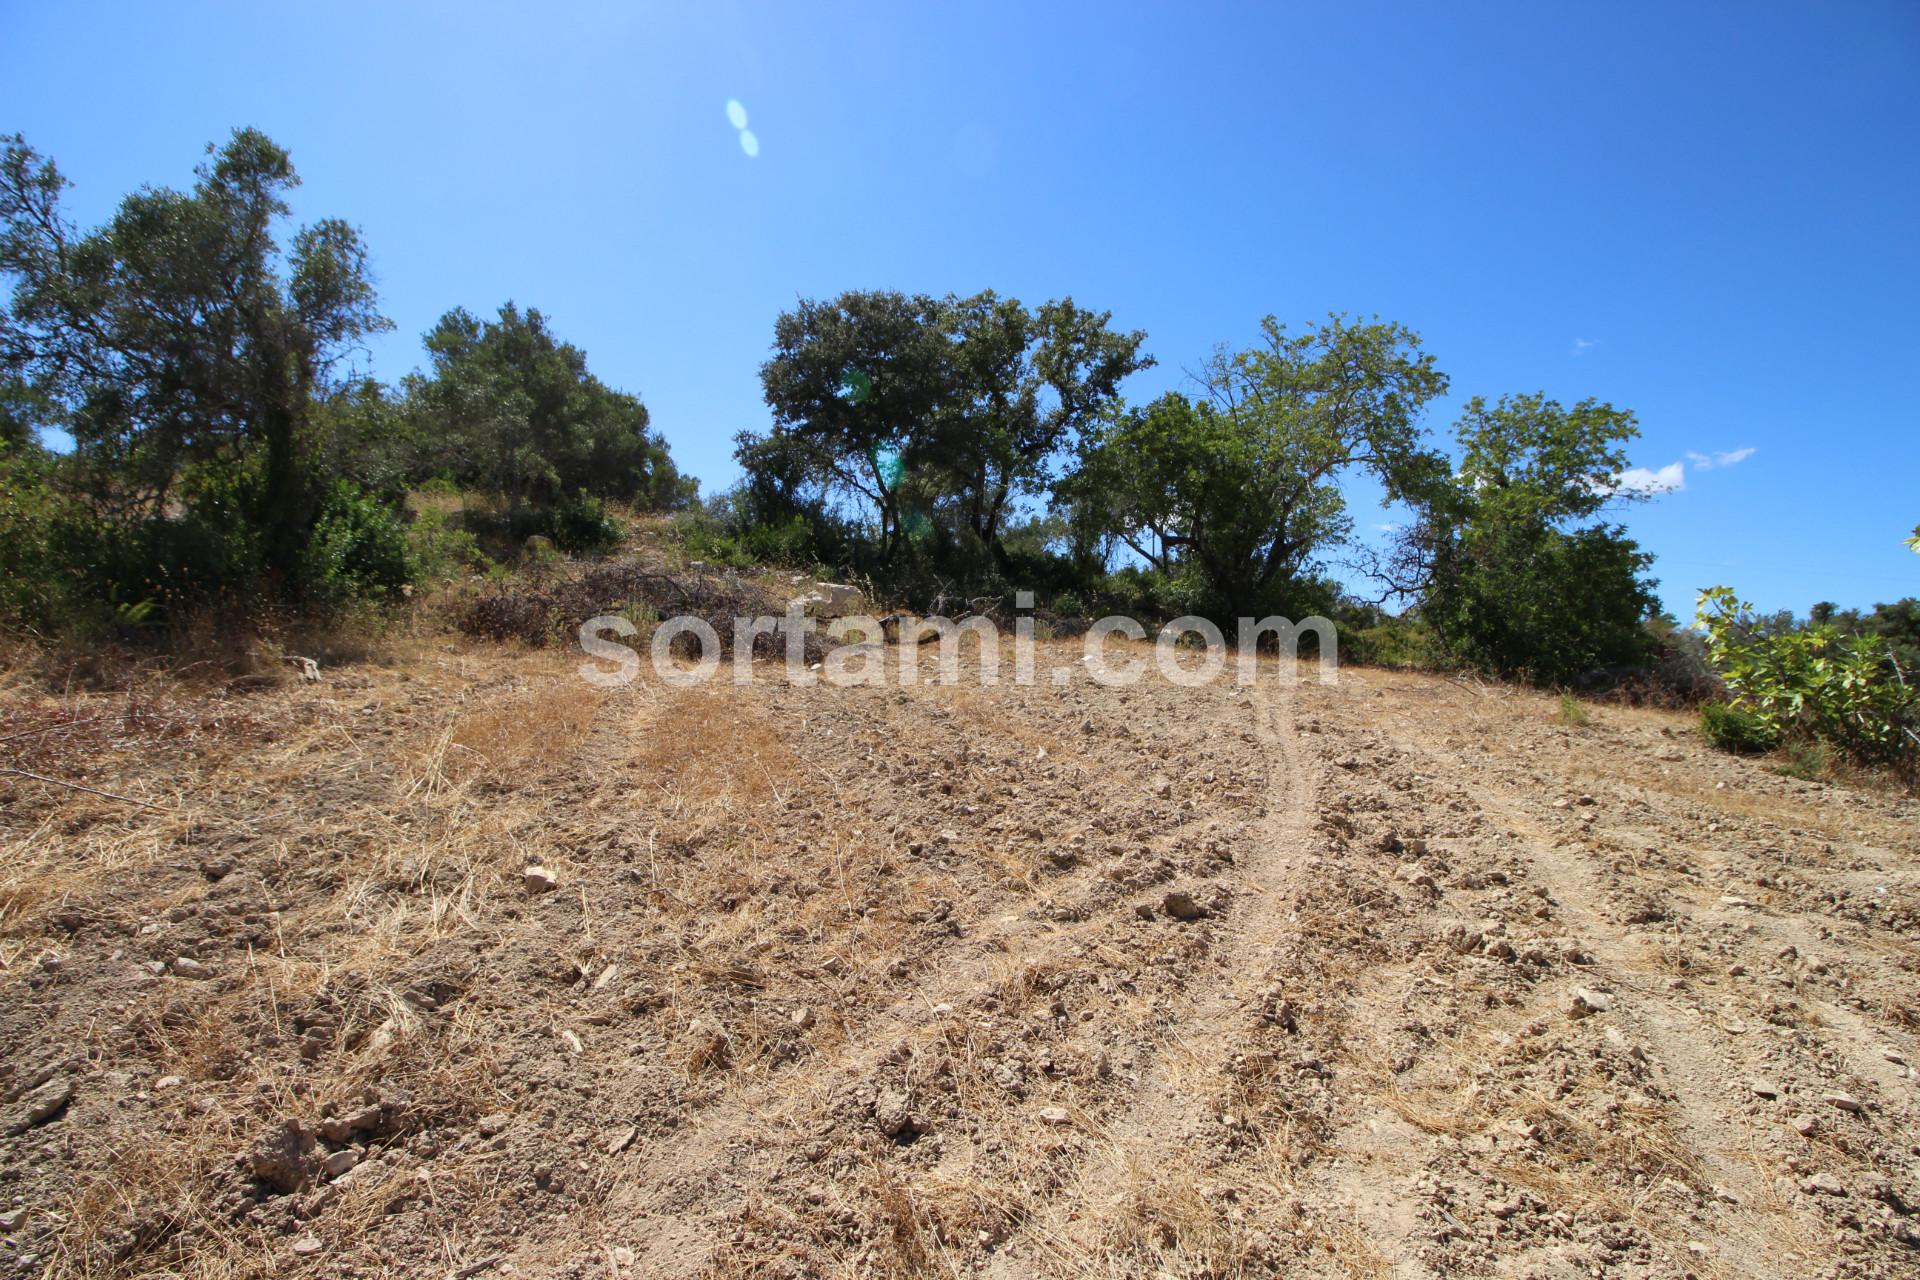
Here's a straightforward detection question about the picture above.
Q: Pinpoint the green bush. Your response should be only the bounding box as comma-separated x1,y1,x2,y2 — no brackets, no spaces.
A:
546,489,623,555
297,481,415,611
408,505,491,580
1699,702,1779,754
1697,586,1917,768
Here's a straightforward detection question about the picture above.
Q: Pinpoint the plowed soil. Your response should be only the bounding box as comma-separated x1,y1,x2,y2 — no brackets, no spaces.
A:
2,638,1916,1279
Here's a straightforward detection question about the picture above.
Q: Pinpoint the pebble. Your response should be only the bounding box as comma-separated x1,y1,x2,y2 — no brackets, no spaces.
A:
1749,1079,1781,1099
524,865,559,894
291,1236,323,1256
1823,1092,1864,1114
1792,1114,1819,1136
0,1209,23,1231
169,956,211,979
1568,987,1612,1018
477,1112,511,1137
321,1149,358,1177
1036,1106,1072,1126
1801,1172,1847,1197
3,1078,73,1137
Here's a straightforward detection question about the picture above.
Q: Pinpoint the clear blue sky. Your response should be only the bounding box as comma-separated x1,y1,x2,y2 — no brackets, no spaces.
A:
6,1,1917,619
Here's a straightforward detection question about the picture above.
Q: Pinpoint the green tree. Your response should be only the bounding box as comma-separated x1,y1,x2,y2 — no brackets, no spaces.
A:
747,289,1147,569
404,303,690,511
1061,314,1449,615
0,129,390,583
1404,393,1660,684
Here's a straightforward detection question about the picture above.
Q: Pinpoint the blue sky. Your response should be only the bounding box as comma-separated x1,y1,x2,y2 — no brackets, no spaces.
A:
6,1,1917,619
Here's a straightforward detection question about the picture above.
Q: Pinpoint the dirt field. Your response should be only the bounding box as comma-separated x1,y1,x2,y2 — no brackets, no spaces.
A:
2,636,1917,1278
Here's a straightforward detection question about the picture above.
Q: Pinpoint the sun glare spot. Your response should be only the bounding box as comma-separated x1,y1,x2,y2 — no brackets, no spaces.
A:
725,99,749,131
738,129,760,158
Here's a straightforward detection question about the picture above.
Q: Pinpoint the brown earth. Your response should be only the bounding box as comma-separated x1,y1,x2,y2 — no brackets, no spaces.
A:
1,635,1917,1279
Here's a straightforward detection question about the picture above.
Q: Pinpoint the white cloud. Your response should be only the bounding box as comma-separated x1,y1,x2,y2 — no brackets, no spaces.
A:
1685,447,1755,470
1611,461,1686,495
1571,337,1598,356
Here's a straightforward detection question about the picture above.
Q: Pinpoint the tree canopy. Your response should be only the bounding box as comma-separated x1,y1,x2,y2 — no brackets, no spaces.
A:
403,302,691,511
1060,314,1449,615
745,288,1148,569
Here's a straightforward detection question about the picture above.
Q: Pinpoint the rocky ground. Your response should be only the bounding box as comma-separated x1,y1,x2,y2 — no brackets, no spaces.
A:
1,635,1917,1278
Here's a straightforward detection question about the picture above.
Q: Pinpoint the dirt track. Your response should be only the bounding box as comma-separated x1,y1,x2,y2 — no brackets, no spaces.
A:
2,639,1917,1278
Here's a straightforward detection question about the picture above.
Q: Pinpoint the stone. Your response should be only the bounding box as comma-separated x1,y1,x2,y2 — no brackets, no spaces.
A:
1036,1106,1072,1127
1568,987,1612,1018
1162,892,1205,921
0,1209,24,1232
1749,1079,1781,1100
321,1149,358,1178
524,865,559,894
153,1075,184,1091
1149,777,1173,799
1792,1114,1819,1136
3,1078,73,1137
1801,1172,1847,1197
169,956,211,979
874,1087,916,1138
790,1006,814,1030
249,1119,318,1193
291,1236,323,1256
477,1112,511,1137
1823,1092,1864,1114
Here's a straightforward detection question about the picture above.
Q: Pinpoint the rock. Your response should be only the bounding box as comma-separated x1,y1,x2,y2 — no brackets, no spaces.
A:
874,1087,916,1138
611,1246,636,1267
1149,777,1173,799
153,1075,184,1091
1792,1114,1819,1136
1801,1172,1847,1197
321,1149,358,1178
3,1077,73,1136
1823,1092,1864,1114
1396,863,1436,889
249,1119,318,1193
1036,1106,1072,1127
477,1112,511,1137
169,956,211,979
0,1209,24,1231
1133,903,1156,921
1569,987,1613,1018
291,1236,323,1256
1162,892,1206,921
1749,1079,1782,1100
524,864,559,895
790,1006,814,1030
346,1104,383,1133
605,1125,638,1155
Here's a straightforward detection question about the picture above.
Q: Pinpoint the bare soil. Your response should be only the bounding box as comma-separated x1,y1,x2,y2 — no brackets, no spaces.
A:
2,637,1917,1278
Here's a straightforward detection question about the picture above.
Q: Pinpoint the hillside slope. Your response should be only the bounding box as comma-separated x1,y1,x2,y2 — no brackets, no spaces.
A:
1,643,1916,1278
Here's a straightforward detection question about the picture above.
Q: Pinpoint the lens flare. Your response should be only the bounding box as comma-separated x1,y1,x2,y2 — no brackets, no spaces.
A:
838,366,871,404
725,99,749,131
738,129,760,158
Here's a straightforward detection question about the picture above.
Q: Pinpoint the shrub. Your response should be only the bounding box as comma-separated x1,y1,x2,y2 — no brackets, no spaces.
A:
1697,586,1917,769
1557,693,1590,726
408,505,491,580
1699,702,1778,754
546,490,623,555
297,481,416,612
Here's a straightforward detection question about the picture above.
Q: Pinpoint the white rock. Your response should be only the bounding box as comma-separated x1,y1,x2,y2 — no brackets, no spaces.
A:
524,865,559,894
